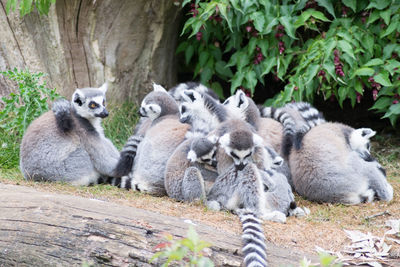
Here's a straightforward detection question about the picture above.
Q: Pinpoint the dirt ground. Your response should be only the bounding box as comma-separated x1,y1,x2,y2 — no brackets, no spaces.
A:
0,135,399,263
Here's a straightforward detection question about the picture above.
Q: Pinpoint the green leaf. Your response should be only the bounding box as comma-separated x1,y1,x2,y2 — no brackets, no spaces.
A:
237,52,250,71
367,9,380,25
279,16,297,39
185,45,194,65
5,0,17,14
217,3,232,31
342,0,356,12
316,0,336,18
245,70,257,92
260,57,276,77
338,87,347,108
250,11,265,33
380,9,392,25
230,72,244,94
366,0,391,10
304,64,319,84
364,58,384,67
210,82,224,99
199,50,209,67
374,71,392,87
182,0,192,7
309,9,330,22
294,10,312,28
338,40,355,59
200,66,213,85
215,61,233,78
355,79,363,94
384,59,400,75
265,18,279,34
380,18,399,38
350,67,374,78
370,97,392,110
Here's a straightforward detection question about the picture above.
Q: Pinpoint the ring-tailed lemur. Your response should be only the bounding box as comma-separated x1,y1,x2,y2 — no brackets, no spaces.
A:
114,87,189,195
113,83,179,178
164,136,218,202
259,102,326,157
205,119,296,223
223,90,292,185
20,83,120,186
237,209,268,267
289,122,393,204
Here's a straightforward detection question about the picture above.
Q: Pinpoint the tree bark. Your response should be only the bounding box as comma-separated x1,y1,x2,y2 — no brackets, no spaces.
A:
0,183,314,266
0,0,181,104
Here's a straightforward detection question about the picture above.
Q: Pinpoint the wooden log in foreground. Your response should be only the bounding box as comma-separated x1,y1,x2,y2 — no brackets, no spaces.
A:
0,183,314,266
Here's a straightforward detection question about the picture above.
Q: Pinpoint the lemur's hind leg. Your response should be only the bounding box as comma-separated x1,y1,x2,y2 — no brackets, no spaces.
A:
182,166,206,202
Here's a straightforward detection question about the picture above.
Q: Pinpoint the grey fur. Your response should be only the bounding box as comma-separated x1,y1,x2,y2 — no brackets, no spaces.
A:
169,82,219,103
117,87,188,195
223,90,292,185
20,83,120,185
113,84,179,178
179,89,227,138
259,102,325,157
289,122,393,204
164,137,218,201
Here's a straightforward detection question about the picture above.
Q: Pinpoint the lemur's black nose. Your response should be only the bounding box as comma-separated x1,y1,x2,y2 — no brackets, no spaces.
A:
179,116,190,124
96,108,109,118
235,163,245,171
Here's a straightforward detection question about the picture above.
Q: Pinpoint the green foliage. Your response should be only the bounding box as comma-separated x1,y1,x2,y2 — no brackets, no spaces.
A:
0,68,60,168
180,0,400,126
151,226,214,267
5,0,56,17
103,102,140,150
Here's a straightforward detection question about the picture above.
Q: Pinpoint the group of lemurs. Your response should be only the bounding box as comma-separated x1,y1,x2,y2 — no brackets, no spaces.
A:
20,82,393,267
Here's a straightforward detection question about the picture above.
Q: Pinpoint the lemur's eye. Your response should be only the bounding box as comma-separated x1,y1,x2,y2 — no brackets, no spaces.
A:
89,102,98,109
230,152,239,159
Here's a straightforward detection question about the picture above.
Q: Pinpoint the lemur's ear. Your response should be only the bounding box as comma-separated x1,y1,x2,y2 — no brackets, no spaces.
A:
72,89,84,106
235,90,249,110
207,134,219,144
218,133,230,148
153,83,167,93
98,82,108,94
252,133,264,147
187,150,197,162
181,89,202,103
359,128,376,139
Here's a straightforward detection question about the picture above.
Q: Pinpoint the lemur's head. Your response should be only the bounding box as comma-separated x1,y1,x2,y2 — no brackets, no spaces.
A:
179,89,227,126
218,129,264,171
139,83,178,121
72,83,109,119
223,89,249,119
187,135,219,168
349,128,376,155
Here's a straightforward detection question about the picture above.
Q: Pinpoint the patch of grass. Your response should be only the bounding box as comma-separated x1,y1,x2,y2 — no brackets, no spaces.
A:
0,130,20,169
103,101,140,149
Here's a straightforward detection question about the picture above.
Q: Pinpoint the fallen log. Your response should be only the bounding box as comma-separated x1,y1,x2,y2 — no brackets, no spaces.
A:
0,183,314,266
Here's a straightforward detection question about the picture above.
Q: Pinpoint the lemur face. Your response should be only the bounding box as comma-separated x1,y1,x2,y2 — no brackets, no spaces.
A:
187,136,218,167
139,102,162,121
72,83,109,119
219,131,264,171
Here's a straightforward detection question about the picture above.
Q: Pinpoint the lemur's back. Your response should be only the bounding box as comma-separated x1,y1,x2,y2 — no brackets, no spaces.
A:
20,110,93,183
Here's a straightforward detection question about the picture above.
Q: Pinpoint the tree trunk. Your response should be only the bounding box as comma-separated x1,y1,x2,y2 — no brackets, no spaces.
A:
0,0,181,104
0,183,314,266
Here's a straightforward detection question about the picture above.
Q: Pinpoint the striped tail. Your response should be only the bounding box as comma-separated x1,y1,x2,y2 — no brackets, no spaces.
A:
260,106,297,157
52,99,74,133
113,135,143,177
286,102,326,128
238,210,268,267
109,175,133,190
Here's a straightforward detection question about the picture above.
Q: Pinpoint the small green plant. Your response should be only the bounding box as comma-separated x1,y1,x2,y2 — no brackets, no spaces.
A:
300,252,342,267
151,226,214,267
5,0,56,17
0,68,60,168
